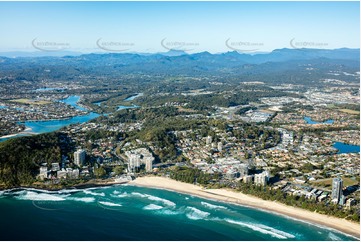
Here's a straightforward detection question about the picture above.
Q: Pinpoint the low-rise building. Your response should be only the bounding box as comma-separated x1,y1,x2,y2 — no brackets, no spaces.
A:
57,169,67,179
345,198,356,209
51,163,60,171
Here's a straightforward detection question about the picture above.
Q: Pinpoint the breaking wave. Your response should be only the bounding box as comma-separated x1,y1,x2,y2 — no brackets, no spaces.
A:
59,190,83,194
201,201,227,210
146,195,176,207
131,192,147,198
186,207,210,220
98,201,122,207
116,192,129,198
143,204,163,210
159,209,181,215
131,192,176,207
224,219,295,239
67,197,95,203
83,190,105,197
15,191,67,201
328,232,342,241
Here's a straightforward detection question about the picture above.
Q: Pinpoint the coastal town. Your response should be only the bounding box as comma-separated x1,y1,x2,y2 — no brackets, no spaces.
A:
1,79,357,217
1,1,360,240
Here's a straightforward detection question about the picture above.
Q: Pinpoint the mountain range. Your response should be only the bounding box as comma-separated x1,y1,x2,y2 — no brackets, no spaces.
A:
0,48,359,63
0,48,359,81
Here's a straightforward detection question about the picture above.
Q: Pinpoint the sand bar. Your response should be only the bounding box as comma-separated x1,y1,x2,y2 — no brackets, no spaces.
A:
130,176,360,238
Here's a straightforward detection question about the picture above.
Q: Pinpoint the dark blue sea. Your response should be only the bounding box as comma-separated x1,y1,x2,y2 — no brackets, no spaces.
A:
0,185,357,241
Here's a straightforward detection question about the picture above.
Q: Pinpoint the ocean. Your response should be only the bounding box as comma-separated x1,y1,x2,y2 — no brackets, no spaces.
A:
0,185,357,241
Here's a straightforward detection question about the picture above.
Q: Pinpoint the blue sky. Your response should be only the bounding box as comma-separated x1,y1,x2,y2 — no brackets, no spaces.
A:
0,1,359,53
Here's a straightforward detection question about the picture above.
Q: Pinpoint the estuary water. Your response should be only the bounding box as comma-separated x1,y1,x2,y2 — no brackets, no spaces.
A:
35,87,65,92
22,112,100,134
304,117,334,124
0,96,100,142
333,142,360,154
117,93,142,110
0,185,357,241
21,94,141,133
0,94,140,142
60,95,88,111
23,95,99,133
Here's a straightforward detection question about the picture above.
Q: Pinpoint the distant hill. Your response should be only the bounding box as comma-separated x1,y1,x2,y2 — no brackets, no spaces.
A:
0,48,359,83
0,48,358,61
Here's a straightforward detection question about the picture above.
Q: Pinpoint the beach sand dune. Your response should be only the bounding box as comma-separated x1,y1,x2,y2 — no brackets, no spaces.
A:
130,176,360,238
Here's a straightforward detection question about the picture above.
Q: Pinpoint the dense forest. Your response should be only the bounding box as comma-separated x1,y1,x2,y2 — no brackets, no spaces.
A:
169,166,221,185
134,88,303,111
0,132,74,188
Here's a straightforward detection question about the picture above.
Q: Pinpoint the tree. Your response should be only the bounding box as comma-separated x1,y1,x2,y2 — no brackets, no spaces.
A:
113,166,124,175
94,167,106,178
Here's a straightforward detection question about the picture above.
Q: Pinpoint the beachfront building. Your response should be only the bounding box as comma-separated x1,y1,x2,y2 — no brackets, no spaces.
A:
38,166,48,180
339,195,346,206
145,158,153,172
66,168,80,179
254,171,269,186
74,149,86,167
243,175,253,183
57,169,67,179
345,198,356,209
127,154,139,172
126,148,155,173
51,162,60,171
331,177,343,203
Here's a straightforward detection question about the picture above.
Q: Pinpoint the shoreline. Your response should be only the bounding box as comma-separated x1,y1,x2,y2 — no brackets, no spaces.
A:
0,128,37,141
0,178,129,192
130,176,360,239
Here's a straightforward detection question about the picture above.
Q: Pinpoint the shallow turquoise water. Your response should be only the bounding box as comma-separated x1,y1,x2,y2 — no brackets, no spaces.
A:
0,185,357,241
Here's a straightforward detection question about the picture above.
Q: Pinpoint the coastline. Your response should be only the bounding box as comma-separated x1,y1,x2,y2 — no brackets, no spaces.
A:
130,176,360,239
0,178,129,192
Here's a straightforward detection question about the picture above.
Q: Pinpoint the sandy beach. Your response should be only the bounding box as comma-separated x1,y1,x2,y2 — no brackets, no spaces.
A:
0,127,35,140
0,133,20,139
130,176,360,238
